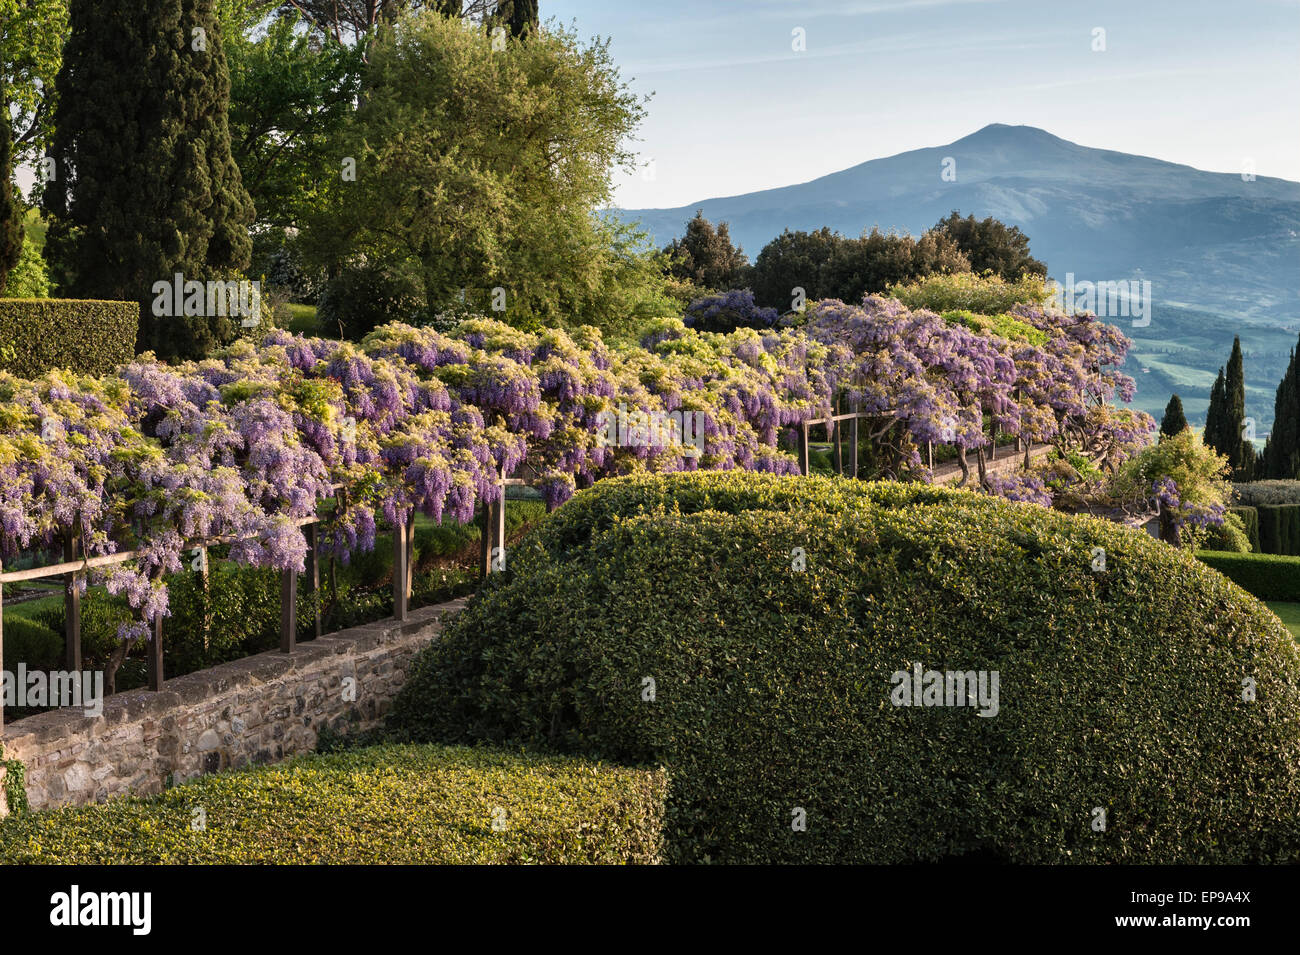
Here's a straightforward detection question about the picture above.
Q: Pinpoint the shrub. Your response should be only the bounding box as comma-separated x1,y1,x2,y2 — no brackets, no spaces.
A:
315,264,423,341
1258,505,1300,556
1196,550,1300,603
0,299,137,379
1201,509,1251,553
887,270,1053,315
0,744,667,864
1230,505,1261,552
1,243,50,300
388,471,1300,864
1234,480,1300,507
1,617,64,671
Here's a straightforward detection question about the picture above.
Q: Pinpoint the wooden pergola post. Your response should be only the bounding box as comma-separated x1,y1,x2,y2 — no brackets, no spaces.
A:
849,405,859,479
64,534,82,672
393,510,410,622
146,614,164,691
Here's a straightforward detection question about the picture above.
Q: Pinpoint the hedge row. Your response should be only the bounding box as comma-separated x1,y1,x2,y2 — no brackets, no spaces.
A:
0,299,138,379
1196,550,1300,603
1229,505,1261,553
388,472,1300,864
0,744,667,864
1259,504,1300,557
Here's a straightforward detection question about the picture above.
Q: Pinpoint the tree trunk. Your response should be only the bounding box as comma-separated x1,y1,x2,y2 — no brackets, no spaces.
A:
956,446,971,486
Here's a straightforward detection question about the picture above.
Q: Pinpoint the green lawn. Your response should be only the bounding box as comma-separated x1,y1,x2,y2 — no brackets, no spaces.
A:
287,303,319,334
1266,602,1300,640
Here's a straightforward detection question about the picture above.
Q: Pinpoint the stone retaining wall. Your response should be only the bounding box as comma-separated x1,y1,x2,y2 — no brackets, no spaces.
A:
0,599,463,814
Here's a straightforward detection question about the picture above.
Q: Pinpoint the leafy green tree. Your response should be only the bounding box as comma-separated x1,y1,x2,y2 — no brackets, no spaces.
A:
932,211,1046,280
226,8,366,231
1262,335,1299,479
44,0,255,361
1110,428,1231,549
1160,394,1189,437
306,10,647,334
281,0,495,43
750,226,969,310
0,0,68,168
750,227,841,309
662,211,748,291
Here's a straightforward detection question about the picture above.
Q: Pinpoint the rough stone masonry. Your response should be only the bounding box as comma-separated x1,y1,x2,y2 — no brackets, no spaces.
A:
0,599,465,815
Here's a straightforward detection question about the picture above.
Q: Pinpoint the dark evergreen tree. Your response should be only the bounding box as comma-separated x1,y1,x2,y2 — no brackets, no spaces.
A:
44,0,255,361
494,0,539,36
1204,366,1228,454
1224,337,1254,479
1159,394,1189,437
1263,336,1299,479
932,210,1046,279
0,80,23,295
663,211,748,292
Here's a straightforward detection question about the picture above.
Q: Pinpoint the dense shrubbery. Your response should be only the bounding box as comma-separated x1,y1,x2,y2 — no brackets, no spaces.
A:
1230,505,1261,552
1235,480,1300,507
1196,550,1300,602
0,299,137,378
0,744,667,864
388,471,1300,864
887,270,1053,315
1259,505,1300,556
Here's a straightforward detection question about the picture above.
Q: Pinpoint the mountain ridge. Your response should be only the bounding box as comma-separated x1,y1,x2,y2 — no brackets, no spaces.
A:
612,124,1300,430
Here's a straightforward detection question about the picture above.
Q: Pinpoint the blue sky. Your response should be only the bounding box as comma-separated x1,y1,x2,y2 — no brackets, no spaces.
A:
542,0,1300,210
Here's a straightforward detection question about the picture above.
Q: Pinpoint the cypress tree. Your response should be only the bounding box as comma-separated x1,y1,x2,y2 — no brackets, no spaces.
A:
1159,394,1189,438
1205,367,1227,453
494,0,539,38
0,79,22,295
1224,337,1249,477
44,0,255,361
1264,336,1299,479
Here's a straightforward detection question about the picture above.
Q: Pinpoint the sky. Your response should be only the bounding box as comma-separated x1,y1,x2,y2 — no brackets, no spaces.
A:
541,0,1300,210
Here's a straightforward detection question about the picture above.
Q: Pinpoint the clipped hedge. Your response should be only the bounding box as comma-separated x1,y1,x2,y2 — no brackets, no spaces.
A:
0,299,138,379
1197,550,1300,603
1229,505,1260,553
1258,505,1300,556
388,471,1300,864
0,744,667,864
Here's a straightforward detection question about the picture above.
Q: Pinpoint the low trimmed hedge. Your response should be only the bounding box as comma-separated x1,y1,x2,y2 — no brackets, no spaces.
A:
0,744,667,864
1197,550,1300,603
389,471,1300,864
0,299,138,379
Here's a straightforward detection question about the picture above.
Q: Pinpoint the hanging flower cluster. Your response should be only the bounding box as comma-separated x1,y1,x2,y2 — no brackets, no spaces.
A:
0,295,1152,641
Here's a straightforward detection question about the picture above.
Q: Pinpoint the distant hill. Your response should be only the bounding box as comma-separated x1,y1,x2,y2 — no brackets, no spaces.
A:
612,124,1300,431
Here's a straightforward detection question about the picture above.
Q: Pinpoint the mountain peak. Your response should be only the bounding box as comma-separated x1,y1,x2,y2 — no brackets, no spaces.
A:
951,123,1068,146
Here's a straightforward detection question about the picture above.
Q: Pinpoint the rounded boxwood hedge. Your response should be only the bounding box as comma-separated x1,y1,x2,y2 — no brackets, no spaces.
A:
0,744,666,864
388,472,1300,864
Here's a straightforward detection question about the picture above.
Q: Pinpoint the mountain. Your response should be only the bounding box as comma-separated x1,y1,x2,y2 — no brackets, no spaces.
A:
613,124,1300,430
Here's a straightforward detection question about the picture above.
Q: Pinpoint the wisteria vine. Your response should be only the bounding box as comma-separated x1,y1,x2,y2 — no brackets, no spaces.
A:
0,295,1154,642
